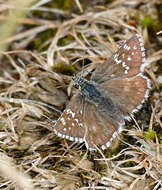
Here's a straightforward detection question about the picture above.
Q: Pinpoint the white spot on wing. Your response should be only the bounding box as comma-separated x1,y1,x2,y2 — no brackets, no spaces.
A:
141,46,145,52
79,123,83,127
60,118,66,126
75,118,79,123
126,66,129,70
69,136,74,141
58,132,62,137
67,109,75,118
114,53,122,64
133,46,137,50
106,141,110,148
122,62,126,67
127,56,131,61
114,53,118,58
79,138,84,143
75,137,79,142
101,123,124,151
142,52,145,57
115,58,122,64
124,70,128,74
123,44,130,50
101,145,106,150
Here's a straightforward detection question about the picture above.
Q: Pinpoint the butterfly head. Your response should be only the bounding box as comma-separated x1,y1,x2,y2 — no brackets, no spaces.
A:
72,75,85,90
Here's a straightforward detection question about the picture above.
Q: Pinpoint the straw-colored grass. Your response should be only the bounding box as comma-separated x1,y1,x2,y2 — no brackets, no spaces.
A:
0,0,161,189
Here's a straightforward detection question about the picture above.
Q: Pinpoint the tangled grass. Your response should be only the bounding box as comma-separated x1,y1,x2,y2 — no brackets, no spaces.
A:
0,0,161,189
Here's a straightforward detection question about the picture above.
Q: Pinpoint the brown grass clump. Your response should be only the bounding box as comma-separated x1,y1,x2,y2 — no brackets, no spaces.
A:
0,0,161,189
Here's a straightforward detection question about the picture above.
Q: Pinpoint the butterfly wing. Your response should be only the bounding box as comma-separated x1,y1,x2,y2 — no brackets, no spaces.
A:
100,74,150,117
91,34,150,117
91,34,145,83
54,34,150,150
83,101,124,150
54,93,85,143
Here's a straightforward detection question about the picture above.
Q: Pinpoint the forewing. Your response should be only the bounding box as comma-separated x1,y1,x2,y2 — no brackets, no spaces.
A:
83,102,124,150
91,34,145,83
54,93,85,143
100,74,150,116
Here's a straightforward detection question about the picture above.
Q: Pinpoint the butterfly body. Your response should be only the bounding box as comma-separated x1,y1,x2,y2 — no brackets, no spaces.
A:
73,76,101,102
73,75,123,122
54,34,150,150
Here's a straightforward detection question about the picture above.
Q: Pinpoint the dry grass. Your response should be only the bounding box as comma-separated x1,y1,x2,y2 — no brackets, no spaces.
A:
0,0,161,190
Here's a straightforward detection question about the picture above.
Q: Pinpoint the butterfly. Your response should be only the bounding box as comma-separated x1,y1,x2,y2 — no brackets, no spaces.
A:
54,34,150,151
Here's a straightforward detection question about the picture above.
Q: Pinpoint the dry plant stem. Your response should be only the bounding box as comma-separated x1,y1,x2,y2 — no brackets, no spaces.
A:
0,0,161,189
0,97,61,114
0,15,59,26
47,24,65,68
3,25,55,44
0,0,34,55
0,153,35,190
74,0,83,13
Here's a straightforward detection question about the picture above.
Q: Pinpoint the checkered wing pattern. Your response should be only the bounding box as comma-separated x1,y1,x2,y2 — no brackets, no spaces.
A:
91,34,150,117
54,93,85,143
100,75,150,117
54,34,150,150
83,102,124,150
91,34,146,82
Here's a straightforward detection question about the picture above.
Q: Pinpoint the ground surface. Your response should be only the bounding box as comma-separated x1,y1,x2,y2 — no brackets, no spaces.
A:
0,0,161,190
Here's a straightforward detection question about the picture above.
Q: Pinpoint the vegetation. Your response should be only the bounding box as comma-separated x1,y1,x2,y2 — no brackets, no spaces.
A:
0,0,161,189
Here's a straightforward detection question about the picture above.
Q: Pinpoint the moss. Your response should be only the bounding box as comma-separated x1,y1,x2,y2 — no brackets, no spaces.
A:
58,34,74,46
41,29,57,42
157,82,162,89
27,29,57,51
53,63,75,75
51,0,74,10
0,144,7,151
144,130,156,141
125,161,133,167
106,148,118,157
32,39,42,49
140,16,158,29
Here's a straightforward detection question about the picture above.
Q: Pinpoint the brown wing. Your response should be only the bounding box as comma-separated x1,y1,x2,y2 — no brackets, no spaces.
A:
54,93,85,143
83,102,124,150
100,74,150,117
91,34,145,83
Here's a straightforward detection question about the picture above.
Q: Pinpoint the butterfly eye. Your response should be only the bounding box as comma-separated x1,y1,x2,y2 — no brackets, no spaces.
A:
74,83,79,89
